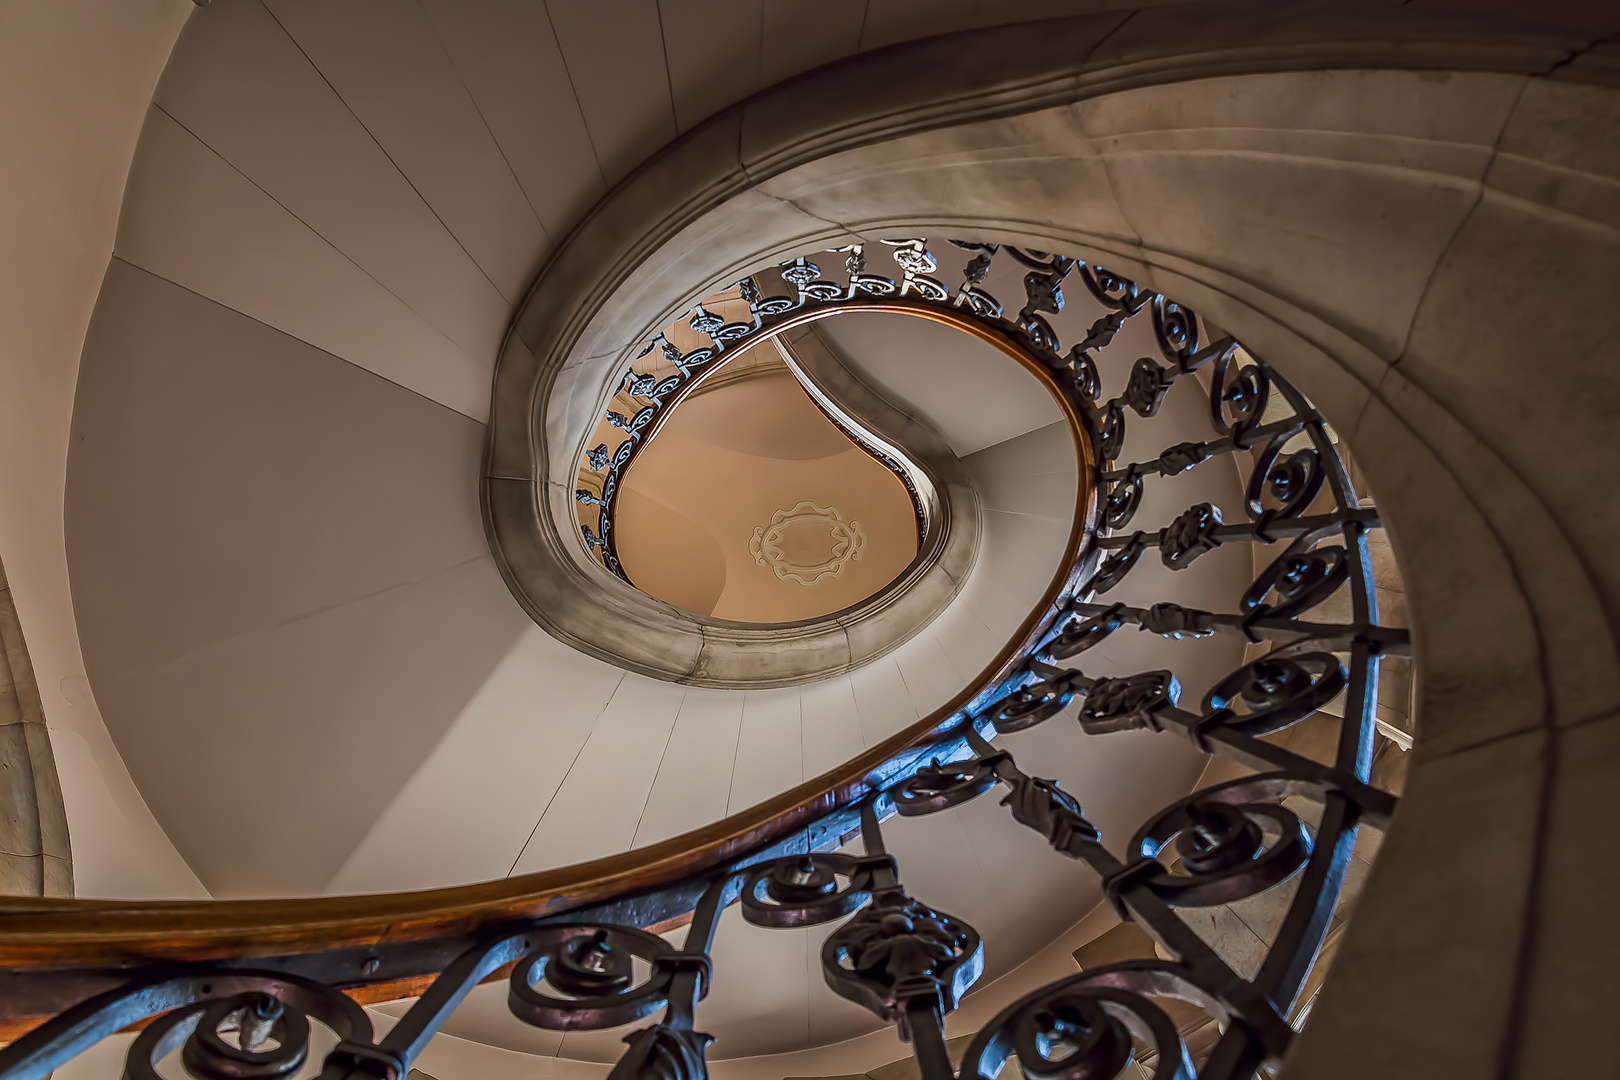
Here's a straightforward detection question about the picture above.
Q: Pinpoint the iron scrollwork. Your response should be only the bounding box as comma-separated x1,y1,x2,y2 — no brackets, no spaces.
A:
819,802,983,1075
4,240,1409,1080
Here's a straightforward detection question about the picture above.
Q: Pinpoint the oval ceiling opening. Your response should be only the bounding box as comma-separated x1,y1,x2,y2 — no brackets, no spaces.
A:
613,337,920,622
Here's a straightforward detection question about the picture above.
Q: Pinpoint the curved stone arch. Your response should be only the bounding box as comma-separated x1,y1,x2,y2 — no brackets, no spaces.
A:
491,298,1027,688
486,14,1620,1075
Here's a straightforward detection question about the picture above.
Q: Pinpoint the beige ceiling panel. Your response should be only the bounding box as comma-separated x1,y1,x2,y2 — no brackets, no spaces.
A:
966,459,1079,523
859,0,987,49
700,906,814,1059
930,604,1002,686
425,979,567,1059
961,417,1075,482
155,0,511,366
797,675,863,781
726,688,804,814
70,260,491,677
68,261,526,897
261,0,548,301
616,368,920,624
889,633,962,719
630,687,745,848
322,627,625,896
89,556,530,899
416,0,607,241
508,675,686,875
949,779,1104,974
546,0,678,185
860,0,1154,51
848,657,917,749
660,0,763,132
114,108,490,419
953,508,1070,648
759,0,866,87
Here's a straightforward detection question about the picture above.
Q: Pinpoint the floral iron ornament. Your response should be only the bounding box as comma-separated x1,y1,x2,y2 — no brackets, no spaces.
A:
749,501,867,585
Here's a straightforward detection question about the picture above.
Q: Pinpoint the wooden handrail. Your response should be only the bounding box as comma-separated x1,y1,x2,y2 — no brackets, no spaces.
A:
0,310,1096,989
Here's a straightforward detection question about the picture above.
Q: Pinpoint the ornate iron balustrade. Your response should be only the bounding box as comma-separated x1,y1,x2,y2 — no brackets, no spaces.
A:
573,239,1078,581
0,243,1406,1080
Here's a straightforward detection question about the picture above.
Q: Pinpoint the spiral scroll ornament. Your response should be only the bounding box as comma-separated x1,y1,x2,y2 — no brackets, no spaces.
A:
739,853,889,928
120,974,375,1080
1127,784,1313,909
509,925,704,1030
961,971,1197,1080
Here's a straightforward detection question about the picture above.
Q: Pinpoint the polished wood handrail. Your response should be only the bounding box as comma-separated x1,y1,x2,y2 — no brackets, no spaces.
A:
0,308,1096,984
12,0,1569,1003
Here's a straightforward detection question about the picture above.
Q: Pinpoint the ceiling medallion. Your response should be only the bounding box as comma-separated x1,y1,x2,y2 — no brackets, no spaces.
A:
750,502,867,586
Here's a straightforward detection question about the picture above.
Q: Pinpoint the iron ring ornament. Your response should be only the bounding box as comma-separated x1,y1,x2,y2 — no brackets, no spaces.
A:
125,977,374,1080
508,924,706,1030
739,853,892,928
2,240,1409,1080
961,966,1200,1080
1127,787,1314,909
894,755,1006,815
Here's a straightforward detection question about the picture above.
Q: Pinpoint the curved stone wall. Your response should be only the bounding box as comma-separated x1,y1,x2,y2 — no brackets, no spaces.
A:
488,297,993,688
481,18,1620,1074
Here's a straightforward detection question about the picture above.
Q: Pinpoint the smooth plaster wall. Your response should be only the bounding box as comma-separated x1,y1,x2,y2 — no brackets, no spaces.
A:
67,259,533,898
816,309,1065,457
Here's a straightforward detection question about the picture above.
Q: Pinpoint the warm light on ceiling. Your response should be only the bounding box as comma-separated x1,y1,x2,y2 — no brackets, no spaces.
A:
613,343,919,623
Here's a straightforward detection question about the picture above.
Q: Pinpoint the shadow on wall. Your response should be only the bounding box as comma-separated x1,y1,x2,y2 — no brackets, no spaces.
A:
66,260,530,898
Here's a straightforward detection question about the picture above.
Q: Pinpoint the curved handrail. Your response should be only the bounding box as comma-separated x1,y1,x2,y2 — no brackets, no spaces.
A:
0,0,1574,1006
0,291,1096,986
2,3,1599,1073
478,2,1581,688
557,291,985,687
0,236,1410,1080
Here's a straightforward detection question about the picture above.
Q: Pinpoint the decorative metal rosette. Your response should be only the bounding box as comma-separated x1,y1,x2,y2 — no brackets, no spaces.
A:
1077,671,1181,736
822,894,984,1025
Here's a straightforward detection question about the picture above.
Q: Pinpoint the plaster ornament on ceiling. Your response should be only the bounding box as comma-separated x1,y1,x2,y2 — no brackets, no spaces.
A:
750,502,867,586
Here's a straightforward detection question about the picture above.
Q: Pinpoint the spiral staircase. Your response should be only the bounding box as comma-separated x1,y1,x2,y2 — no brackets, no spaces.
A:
1,2,1618,1080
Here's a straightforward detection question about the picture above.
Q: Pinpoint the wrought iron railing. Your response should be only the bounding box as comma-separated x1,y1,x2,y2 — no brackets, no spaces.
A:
0,242,1406,1080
